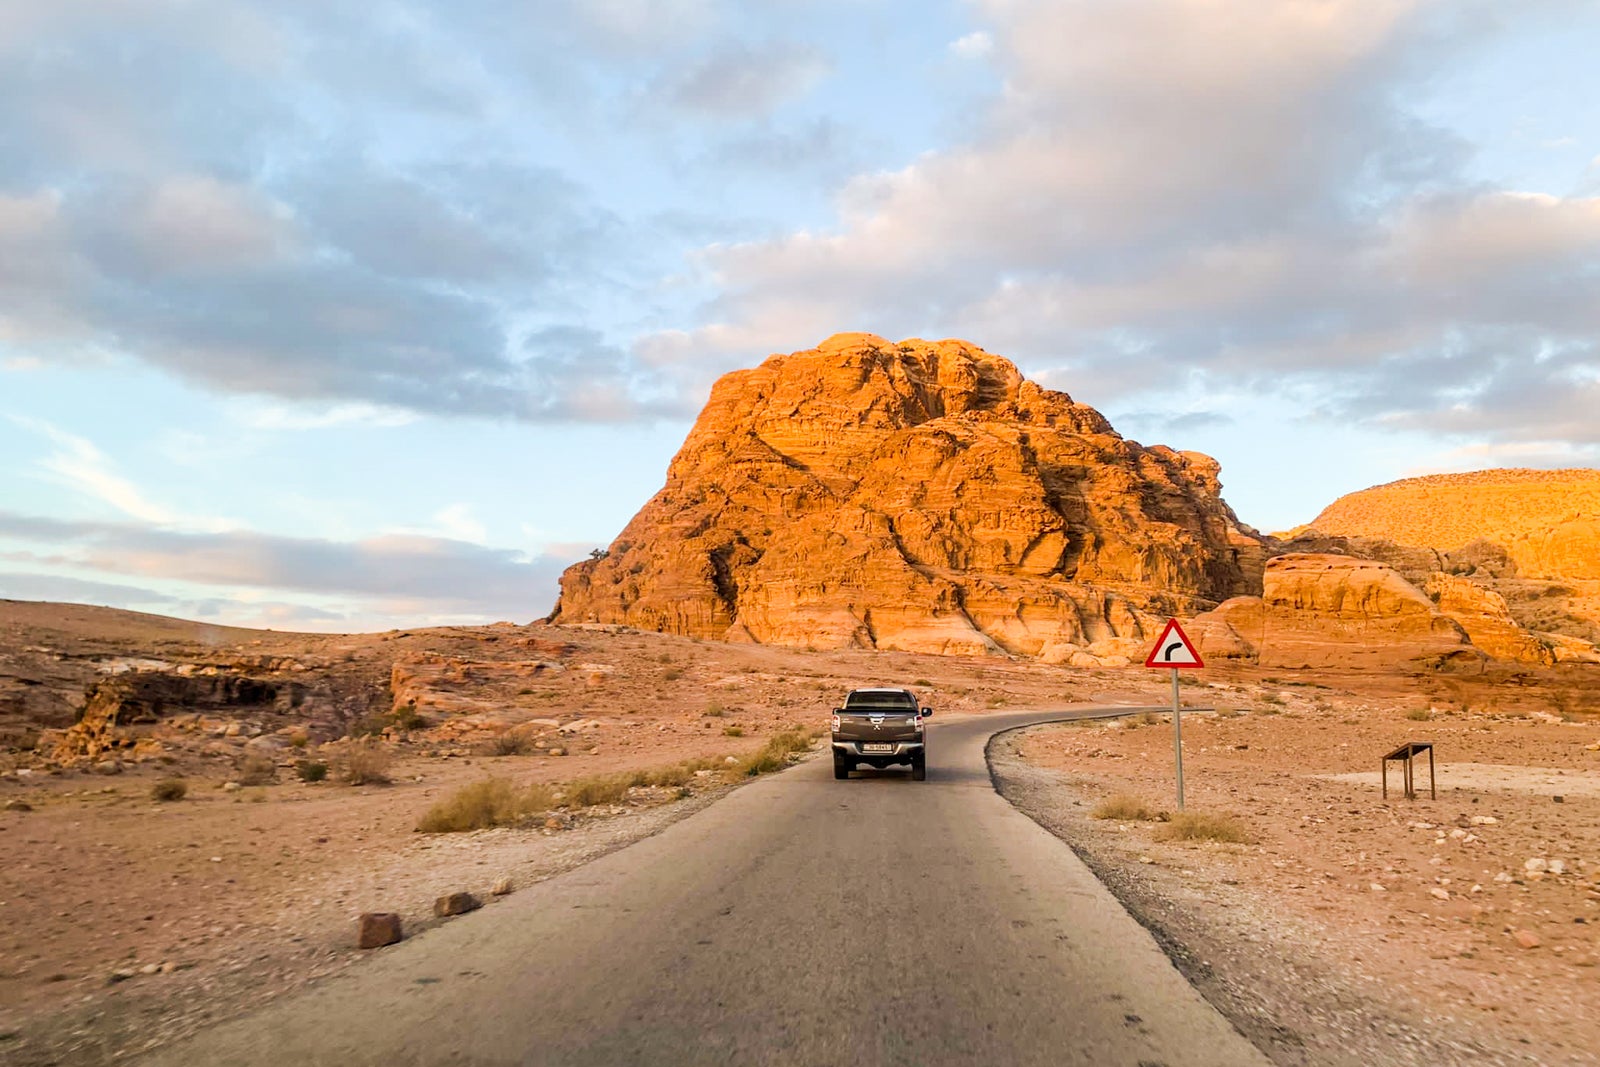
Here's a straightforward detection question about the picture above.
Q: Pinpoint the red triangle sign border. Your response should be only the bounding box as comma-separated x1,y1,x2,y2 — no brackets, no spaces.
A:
1143,618,1205,669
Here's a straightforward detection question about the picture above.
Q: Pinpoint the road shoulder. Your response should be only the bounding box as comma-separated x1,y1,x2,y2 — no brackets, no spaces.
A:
987,729,1543,1067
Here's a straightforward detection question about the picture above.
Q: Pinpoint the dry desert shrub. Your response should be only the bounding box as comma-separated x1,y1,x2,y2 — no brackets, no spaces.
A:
416,778,555,833
1406,708,1434,721
629,756,724,788
334,739,394,785
483,729,538,756
294,759,328,782
1091,794,1162,822
234,753,277,786
562,774,633,807
734,729,816,777
149,777,187,802
1155,811,1249,843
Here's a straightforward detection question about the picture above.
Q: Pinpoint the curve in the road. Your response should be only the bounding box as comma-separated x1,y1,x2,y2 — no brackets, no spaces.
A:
143,709,1269,1067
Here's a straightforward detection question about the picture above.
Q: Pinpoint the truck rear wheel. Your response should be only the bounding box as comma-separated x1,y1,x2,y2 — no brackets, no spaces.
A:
911,754,927,781
833,754,852,780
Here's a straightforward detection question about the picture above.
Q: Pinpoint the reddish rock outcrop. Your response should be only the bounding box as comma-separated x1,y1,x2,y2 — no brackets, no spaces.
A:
552,334,1267,662
1309,469,1600,581
1192,554,1484,671
1301,469,1600,653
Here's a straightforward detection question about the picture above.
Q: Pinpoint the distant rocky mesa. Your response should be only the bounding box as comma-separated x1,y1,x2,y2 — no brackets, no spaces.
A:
552,334,1268,666
1290,470,1600,661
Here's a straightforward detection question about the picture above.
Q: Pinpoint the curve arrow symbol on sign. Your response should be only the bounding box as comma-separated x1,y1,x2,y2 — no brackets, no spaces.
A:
1143,618,1204,669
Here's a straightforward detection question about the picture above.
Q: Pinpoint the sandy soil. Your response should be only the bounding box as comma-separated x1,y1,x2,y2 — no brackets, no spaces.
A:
1002,672,1600,1066
0,619,1087,1066
4,604,1600,1065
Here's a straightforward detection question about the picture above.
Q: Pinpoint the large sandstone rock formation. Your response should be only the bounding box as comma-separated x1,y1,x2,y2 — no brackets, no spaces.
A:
1309,469,1600,581
552,334,1267,663
1301,469,1600,654
1192,554,1485,671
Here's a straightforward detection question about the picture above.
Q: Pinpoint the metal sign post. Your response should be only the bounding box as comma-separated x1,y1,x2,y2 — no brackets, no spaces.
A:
1171,667,1184,811
1144,618,1204,813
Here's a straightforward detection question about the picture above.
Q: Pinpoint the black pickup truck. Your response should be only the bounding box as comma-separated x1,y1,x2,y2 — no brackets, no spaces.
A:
831,687,931,780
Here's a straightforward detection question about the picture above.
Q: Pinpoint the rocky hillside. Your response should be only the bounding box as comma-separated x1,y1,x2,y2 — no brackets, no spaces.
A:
1309,469,1600,580
552,334,1268,664
1302,469,1600,647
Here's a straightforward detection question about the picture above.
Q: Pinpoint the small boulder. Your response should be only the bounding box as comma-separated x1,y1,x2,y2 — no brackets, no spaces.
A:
491,878,514,896
3,799,32,812
92,760,123,776
1513,929,1542,950
357,912,403,949
434,892,481,917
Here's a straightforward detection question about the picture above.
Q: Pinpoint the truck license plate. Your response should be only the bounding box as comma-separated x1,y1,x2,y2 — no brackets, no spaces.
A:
862,743,893,753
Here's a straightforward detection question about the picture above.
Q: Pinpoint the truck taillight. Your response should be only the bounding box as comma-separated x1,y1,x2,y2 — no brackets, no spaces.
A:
831,713,841,732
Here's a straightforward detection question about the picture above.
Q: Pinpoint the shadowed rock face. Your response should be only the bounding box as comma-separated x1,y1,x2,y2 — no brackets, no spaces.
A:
552,334,1267,662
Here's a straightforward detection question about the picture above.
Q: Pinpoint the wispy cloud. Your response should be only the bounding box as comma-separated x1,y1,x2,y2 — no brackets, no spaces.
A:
7,415,234,530
0,510,573,618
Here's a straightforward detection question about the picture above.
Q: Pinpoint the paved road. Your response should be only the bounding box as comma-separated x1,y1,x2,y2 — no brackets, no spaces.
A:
145,710,1269,1067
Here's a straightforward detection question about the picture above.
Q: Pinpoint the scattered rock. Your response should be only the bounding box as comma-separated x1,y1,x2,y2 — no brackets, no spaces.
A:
1513,929,1542,950
107,968,136,984
221,781,242,792
1430,888,1451,901
1369,883,1387,892
1549,859,1567,876
434,892,481,917
1525,858,1548,874
357,912,403,949
92,760,123,775
138,963,160,975
491,878,514,896
3,799,31,812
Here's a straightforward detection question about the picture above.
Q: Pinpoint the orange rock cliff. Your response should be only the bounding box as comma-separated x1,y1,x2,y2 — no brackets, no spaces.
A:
551,334,1268,665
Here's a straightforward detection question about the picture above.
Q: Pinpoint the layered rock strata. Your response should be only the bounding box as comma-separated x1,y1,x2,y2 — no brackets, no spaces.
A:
1192,554,1484,671
553,334,1267,663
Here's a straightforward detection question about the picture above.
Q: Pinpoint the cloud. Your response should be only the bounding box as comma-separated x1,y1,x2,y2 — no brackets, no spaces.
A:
948,31,993,59
662,41,830,119
664,0,1599,453
7,416,234,530
0,5,700,425
430,504,487,544
0,571,177,607
0,510,574,618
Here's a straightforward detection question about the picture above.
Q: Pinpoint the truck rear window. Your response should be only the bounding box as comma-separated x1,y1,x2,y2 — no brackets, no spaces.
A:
844,693,915,710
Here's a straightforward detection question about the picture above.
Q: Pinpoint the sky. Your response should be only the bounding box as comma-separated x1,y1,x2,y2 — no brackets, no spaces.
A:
1,0,1598,632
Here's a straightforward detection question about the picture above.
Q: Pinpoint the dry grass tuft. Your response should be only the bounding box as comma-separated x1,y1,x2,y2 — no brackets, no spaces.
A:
234,753,277,786
1406,708,1433,721
1155,811,1250,843
1090,794,1162,821
149,777,187,802
562,774,633,807
334,739,394,785
416,778,556,833
734,729,817,777
483,729,539,756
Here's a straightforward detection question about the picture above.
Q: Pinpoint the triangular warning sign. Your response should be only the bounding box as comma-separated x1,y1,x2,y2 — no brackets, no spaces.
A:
1144,618,1205,669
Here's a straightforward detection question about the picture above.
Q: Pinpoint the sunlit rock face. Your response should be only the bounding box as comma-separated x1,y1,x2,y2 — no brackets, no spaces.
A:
551,333,1267,663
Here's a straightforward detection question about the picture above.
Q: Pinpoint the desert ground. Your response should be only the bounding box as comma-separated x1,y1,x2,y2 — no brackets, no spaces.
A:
2,602,1599,1065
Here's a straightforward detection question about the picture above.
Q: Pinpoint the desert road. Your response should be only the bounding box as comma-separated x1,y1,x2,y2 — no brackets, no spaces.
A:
144,710,1269,1067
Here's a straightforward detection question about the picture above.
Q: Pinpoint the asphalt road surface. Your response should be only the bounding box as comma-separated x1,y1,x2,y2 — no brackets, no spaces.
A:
145,710,1270,1067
